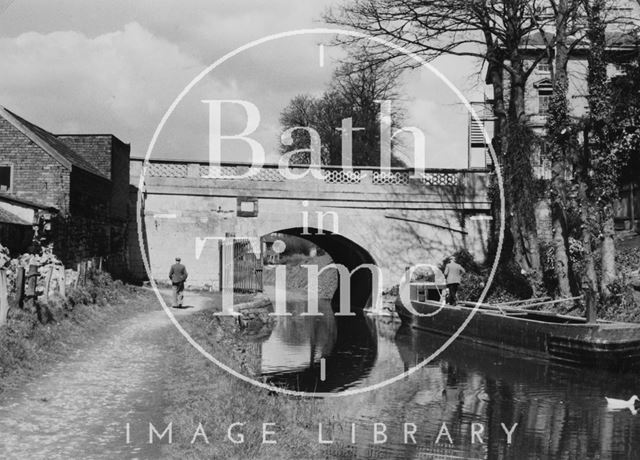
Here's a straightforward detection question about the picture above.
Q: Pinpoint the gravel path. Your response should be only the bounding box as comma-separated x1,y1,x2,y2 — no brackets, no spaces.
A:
0,290,213,460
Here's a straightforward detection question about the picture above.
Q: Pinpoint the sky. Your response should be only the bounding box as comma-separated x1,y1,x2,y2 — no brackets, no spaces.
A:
0,0,490,168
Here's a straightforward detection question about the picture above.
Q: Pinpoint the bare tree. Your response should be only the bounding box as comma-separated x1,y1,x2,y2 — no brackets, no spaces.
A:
326,0,555,272
280,55,405,166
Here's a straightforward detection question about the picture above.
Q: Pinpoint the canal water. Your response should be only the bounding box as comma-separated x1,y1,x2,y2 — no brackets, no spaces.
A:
254,292,640,459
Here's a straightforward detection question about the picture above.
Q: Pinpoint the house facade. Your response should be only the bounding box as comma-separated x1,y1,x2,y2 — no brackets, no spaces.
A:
0,106,139,278
484,1,640,237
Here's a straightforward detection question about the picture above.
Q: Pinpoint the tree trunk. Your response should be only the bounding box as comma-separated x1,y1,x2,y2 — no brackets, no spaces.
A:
507,65,541,273
587,0,618,297
600,209,617,295
579,183,599,315
547,0,573,298
552,204,572,297
488,56,507,258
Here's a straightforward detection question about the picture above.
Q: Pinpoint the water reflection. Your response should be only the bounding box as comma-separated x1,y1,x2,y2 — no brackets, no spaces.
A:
259,297,377,392
255,293,640,459
391,326,640,459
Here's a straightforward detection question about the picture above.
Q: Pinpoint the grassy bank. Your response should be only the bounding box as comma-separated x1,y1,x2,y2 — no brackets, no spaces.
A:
161,307,328,459
0,272,157,395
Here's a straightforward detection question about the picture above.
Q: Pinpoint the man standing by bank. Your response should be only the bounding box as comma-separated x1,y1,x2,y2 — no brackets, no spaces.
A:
169,257,188,308
444,256,465,306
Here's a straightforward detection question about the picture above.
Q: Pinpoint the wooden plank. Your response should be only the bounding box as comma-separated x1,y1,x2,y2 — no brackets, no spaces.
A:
0,269,9,326
495,297,551,306
459,300,510,315
44,265,54,300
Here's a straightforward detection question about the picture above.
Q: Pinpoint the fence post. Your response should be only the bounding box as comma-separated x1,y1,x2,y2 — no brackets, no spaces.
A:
59,266,66,298
16,266,25,308
77,262,87,288
25,264,38,313
0,269,9,326
585,288,597,324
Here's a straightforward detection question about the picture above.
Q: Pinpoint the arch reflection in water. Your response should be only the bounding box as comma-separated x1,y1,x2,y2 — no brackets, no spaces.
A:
258,298,378,393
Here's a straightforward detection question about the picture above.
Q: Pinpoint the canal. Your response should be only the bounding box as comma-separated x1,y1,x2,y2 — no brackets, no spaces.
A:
251,289,640,459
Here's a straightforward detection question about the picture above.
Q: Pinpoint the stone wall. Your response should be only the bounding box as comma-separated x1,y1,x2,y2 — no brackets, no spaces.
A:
50,168,128,274
109,138,131,221
57,135,113,178
139,194,491,291
58,135,131,221
124,185,149,283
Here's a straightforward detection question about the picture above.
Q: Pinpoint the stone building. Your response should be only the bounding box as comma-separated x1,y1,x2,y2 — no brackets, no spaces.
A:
485,1,640,238
0,105,137,277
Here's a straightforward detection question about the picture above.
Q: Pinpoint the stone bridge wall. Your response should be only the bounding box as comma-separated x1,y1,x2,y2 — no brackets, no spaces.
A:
130,160,493,291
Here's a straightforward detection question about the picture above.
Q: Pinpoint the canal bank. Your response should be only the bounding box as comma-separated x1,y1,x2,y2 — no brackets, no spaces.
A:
3,285,640,459
159,288,640,459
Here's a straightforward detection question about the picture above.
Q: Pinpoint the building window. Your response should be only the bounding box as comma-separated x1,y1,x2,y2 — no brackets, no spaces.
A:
0,165,11,192
538,63,551,73
537,83,553,115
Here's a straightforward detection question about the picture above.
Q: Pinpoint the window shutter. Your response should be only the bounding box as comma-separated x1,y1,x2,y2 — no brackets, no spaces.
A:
469,118,487,148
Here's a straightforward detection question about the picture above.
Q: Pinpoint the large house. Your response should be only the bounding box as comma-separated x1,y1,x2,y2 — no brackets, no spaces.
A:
476,1,640,237
0,105,139,278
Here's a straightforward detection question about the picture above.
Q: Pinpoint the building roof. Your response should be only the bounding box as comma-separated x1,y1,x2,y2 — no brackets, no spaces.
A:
0,192,58,211
520,29,640,54
0,106,108,180
0,206,31,225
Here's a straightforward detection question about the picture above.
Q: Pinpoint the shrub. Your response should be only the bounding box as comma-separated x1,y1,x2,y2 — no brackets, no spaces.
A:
598,280,640,322
539,241,558,295
490,260,534,299
458,271,486,301
67,286,93,308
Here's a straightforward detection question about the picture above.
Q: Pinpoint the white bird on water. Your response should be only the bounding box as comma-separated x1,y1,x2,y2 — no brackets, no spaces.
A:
605,395,639,414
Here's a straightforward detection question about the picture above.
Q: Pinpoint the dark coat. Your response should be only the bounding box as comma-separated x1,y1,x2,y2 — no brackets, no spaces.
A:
169,263,188,284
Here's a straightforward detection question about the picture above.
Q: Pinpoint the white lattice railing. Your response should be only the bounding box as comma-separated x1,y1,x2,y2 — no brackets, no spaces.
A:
147,163,188,177
200,165,286,181
419,172,460,186
322,170,362,184
140,161,468,187
372,171,410,185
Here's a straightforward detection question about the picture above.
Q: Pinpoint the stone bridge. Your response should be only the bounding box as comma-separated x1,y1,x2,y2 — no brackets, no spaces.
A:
131,159,492,308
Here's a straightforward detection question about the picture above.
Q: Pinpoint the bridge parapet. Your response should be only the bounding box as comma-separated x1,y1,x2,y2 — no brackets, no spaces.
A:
131,159,492,210
131,160,490,187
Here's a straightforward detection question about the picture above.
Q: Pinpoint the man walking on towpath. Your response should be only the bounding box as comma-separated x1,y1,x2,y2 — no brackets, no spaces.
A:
444,256,465,306
169,257,188,308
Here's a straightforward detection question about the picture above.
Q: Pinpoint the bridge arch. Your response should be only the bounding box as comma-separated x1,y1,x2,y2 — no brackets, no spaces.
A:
135,160,492,295
266,227,379,311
